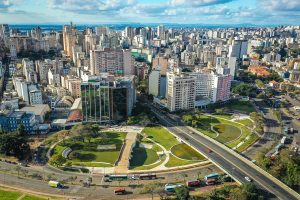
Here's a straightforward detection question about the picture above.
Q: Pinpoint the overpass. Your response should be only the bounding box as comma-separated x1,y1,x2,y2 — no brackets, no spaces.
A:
151,105,300,200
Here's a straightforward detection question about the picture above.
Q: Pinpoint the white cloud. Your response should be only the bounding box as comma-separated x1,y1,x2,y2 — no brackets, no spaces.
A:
0,0,14,9
259,0,300,11
48,0,135,13
169,0,234,7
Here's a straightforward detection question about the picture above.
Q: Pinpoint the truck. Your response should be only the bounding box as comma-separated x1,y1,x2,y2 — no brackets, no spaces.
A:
48,181,64,188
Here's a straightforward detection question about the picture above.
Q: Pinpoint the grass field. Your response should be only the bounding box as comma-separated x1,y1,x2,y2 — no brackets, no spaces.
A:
130,155,167,170
171,144,206,161
235,119,254,128
52,132,126,167
213,124,241,143
130,147,159,166
142,126,180,150
191,114,254,152
0,188,52,200
165,154,198,167
0,189,22,200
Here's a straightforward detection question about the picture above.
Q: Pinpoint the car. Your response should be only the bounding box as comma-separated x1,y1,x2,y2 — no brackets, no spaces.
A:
207,148,213,153
245,176,252,182
114,188,126,195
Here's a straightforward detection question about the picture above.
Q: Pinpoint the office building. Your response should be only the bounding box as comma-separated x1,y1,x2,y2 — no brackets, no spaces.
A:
81,74,136,123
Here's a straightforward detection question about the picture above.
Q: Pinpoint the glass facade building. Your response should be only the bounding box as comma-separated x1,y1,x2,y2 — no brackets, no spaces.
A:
81,75,136,123
81,80,110,123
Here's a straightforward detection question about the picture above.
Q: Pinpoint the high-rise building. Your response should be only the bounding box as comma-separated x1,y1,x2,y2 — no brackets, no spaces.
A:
166,72,196,112
63,24,78,59
81,75,136,123
228,40,248,59
124,26,135,39
148,69,161,97
96,26,109,36
157,25,165,40
90,48,134,76
166,70,232,111
152,55,169,76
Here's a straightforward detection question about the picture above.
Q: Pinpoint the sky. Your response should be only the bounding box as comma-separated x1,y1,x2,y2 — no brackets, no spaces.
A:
0,0,300,25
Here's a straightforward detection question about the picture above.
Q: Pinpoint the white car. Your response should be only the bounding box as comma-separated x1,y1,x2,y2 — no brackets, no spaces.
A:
245,176,252,182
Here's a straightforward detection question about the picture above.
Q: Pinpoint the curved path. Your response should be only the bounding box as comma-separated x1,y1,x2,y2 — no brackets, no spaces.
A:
146,138,170,170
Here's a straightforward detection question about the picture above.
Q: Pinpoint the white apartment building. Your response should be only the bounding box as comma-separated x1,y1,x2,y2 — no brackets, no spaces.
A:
166,71,232,111
90,48,133,76
166,72,196,112
148,69,161,97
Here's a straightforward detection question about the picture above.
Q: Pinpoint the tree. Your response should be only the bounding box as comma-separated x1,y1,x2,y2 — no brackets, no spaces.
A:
175,186,190,200
17,125,26,136
141,182,163,200
49,154,66,167
0,132,30,159
232,83,257,97
255,79,264,88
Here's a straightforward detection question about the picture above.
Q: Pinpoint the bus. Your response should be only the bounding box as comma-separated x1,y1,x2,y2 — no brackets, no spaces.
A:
107,174,128,181
48,181,64,188
164,184,183,193
139,174,157,180
204,173,220,181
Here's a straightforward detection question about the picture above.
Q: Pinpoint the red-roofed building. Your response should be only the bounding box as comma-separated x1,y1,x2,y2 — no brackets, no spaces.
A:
248,66,271,77
66,109,83,123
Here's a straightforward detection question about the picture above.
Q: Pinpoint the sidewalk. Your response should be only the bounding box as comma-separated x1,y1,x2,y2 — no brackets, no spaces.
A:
114,132,138,174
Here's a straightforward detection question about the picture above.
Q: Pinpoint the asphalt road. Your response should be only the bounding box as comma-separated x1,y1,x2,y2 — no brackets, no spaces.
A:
151,105,300,200
0,158,221,199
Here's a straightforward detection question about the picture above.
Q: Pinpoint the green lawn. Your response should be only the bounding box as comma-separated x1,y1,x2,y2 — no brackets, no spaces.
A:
213,124,241,143
131,155,167,170
0,189,47,200
236,134,259,152
52,132,126,167
171,144,206,161
142,126,180,150
211,114,232,120
72,161,114,167
192,114,253,152
22,195,46,200
165,154,198,167
130,147,159,166
235,119,254,128
70,150,120,165
0,189,22,200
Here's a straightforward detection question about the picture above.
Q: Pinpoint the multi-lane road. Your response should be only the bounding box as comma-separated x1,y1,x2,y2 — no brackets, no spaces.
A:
151,105,300,200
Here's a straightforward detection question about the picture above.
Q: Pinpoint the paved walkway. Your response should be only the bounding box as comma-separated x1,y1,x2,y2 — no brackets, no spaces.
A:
114,132,138,174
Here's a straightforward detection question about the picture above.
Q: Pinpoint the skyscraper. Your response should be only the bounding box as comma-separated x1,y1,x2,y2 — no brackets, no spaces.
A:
228,40,248,59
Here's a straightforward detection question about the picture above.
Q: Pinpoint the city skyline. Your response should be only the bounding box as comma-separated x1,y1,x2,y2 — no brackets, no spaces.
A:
0,0,300,25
